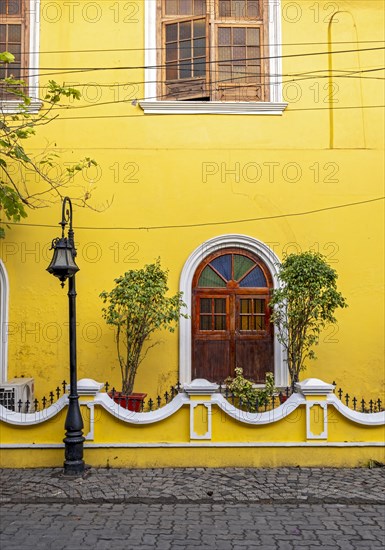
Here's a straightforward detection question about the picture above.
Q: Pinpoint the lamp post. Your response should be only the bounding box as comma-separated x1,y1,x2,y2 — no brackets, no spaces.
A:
47,196,85,475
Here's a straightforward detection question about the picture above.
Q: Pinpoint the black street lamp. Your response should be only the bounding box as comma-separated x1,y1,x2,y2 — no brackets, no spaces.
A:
47,197,85,475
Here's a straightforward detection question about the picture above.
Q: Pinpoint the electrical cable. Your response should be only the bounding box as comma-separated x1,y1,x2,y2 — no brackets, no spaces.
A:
1,197,383,232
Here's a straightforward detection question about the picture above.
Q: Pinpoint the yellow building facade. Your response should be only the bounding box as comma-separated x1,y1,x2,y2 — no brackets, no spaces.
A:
0,1,384,464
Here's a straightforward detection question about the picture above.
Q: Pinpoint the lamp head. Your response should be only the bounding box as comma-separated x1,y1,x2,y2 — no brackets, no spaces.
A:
47,236,79,287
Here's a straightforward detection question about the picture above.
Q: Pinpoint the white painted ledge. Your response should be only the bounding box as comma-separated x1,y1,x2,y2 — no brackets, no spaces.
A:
0,100,42,114
139,100,288,115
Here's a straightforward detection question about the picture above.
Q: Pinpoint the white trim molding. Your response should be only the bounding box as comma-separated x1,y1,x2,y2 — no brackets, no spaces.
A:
0,260,9,383
178,234,287,387
140,0,287,115
0,395,68,425
139,101,287,115
0,0,41,114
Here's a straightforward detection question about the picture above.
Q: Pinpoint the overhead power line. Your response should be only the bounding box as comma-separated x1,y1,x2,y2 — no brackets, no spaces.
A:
25,46,385,79
2,197,384,232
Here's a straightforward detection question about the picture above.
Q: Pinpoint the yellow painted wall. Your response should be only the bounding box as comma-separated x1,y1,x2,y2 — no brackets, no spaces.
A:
0,1,383,402
1,399,384,468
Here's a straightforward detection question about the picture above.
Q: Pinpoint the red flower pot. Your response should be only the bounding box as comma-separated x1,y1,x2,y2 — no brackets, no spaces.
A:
109,392,147,412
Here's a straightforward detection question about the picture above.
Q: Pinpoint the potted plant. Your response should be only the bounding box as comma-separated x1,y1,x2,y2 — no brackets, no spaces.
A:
269,251,347,391
100,258,188,411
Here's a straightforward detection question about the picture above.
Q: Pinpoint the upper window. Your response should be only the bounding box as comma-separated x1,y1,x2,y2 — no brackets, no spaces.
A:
160,0,267,102
0,0,40,112
141,0,286,114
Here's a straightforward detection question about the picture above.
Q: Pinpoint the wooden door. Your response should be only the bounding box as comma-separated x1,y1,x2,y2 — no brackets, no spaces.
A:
192,249,273,383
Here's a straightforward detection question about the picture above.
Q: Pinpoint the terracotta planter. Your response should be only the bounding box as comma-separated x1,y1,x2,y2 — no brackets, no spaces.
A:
109,392,147,412
279,393,289,404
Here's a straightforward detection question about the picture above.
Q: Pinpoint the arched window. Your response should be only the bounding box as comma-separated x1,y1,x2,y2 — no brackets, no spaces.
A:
192,248,273,382
179,234,286,387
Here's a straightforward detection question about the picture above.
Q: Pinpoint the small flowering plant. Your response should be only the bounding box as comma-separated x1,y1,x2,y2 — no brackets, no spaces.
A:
225,368,276,411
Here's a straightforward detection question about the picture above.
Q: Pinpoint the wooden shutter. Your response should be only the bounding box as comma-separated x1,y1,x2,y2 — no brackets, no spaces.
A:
213,0,266,102
214,25,264,101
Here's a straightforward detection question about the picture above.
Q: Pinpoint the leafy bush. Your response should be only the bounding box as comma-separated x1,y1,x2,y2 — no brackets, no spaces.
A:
225,368,276,411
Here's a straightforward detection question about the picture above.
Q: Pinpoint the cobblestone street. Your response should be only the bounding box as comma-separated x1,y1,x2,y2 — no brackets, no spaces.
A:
1,468,384,549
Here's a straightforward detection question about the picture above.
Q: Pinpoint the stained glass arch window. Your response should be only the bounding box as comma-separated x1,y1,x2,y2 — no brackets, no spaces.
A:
196,250,271,289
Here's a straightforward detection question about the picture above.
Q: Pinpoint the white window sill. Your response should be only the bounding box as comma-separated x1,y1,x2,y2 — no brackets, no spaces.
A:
139,101,288,115
0,99,42,114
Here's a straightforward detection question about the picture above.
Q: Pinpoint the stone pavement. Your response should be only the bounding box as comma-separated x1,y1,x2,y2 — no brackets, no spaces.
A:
0,467,384,504
1,468,384,549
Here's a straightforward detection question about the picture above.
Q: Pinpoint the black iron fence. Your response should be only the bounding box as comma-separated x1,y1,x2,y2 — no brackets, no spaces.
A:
332,382,383,413
0,379,383,414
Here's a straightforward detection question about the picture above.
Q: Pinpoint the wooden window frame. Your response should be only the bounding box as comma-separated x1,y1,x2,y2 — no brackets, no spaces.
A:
0,1,29,89
142,1,286,114
0,0,40,113
159,0,269,102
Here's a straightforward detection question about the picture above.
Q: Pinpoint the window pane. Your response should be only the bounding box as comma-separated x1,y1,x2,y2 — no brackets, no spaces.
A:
8,24,21,42
247,1,260,18
165,0,178,15
198,266,226,287
194,0,206,15
193,58,206,77
166,62,178,80
233,27,246,45
247,27,259,45
10,43,20,58
214,316,226,330
0,25,5,41
254,299,264,314
234,46,246,62
247,46,260,61
180,60,192,78
193,19,205,38
166,23,178,42
239,266,267,287
200,298,211,313
255,316,264,330
200,315,211,330
8,0,21,15
180,0,193,15
166,43,177,62
240,316,250,330
193,37,205,57
180,39,191,59
219,45,231,62
210,254,231,281
240,299,251,313
236,1,246,18
214,298,226,313
218,27,231,45
10,64,20,78
219,0,231,17
180,21,191,40
233,255,254,280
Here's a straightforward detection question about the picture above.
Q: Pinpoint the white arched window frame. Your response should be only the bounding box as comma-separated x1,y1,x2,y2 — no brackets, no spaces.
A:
140,0,287,115
179,234,287,387
0,260,9,383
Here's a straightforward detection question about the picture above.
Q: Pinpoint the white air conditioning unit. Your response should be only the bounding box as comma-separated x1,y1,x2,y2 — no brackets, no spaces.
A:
0,378,35,413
